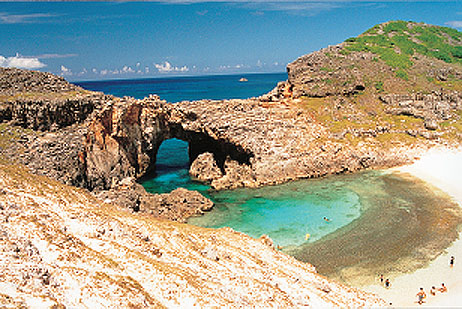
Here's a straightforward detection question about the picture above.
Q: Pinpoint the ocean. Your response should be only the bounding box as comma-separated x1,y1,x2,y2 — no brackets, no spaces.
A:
77,73,462,285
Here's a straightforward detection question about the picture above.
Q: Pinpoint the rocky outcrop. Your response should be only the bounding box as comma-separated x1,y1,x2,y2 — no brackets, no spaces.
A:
380,91,462,129
0,67,80,95
286,45,370,98
0,92,109,131
170,98,418,190
0,86,423,192
189,152,223,182
83,95,168,190
97,177,213,222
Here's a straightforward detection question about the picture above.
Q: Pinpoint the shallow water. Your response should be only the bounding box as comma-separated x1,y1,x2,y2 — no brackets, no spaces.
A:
288,171,462,286
188,175,362,247
187,171,462,286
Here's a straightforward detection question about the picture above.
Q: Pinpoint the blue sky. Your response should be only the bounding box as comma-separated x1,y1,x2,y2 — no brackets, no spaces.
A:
1,1,461,81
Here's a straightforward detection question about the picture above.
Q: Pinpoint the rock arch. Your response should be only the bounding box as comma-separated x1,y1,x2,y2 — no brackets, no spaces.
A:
83,98,254,191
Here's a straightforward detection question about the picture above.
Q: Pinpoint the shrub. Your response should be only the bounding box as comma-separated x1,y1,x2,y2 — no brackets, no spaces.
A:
375,81,384,92
395,69,409,80
383,21,409,34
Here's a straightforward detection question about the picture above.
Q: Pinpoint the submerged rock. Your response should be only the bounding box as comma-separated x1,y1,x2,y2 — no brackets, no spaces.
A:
97,178,214,222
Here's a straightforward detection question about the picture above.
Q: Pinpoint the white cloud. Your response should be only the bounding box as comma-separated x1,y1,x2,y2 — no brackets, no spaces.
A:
154,61,189,73
60,65,72,76
32,53,78,59
77,68,88,76
122,65,135,73
0,54,46,69
0,12,57,24
445,21,462,28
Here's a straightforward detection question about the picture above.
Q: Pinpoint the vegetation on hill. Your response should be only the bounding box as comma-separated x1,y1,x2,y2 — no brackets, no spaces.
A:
286,21,462,149
343,21,462,80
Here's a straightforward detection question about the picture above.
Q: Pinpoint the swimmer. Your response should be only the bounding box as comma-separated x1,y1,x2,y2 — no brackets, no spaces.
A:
305,233,311,240
323,217,330,222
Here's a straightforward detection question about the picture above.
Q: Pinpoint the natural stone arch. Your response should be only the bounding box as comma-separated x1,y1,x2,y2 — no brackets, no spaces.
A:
147,123,254,183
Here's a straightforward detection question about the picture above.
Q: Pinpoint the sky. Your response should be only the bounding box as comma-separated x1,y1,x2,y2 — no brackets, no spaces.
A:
1,1,461,81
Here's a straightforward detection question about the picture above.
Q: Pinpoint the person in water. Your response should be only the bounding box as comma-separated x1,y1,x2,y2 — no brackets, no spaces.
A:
416,288,426,305
323,217,330,222
450,256,455,268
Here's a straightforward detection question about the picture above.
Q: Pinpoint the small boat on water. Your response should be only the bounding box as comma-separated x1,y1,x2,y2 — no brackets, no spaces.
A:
239,77,248,82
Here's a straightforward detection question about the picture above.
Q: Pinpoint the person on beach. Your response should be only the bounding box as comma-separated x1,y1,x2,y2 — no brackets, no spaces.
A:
450,256,455,267
416,288,426,305
385,279,390,288
430,286,437,296
439,283,447,292
379,274,384,283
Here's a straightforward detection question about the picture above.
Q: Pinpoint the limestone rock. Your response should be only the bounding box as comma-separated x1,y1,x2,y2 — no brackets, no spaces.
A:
97,178,214,222
189,152,223,182
259,234,274,248
0,67,80,95
424,118,439,130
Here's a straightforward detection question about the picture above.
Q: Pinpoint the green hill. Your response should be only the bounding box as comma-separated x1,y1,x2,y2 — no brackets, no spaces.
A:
284,21,462,147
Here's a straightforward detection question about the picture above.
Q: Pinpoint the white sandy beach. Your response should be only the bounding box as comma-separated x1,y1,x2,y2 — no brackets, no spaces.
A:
362,147,462,307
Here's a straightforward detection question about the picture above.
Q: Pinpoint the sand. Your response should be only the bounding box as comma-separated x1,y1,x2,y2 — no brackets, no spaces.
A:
362,147,462,307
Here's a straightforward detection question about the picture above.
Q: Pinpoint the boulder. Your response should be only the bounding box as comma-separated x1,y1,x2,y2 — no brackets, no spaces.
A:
189,152,223,182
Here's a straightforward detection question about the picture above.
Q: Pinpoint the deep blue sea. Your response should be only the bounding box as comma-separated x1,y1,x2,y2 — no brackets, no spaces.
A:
76,73,459,282
77,72,286,102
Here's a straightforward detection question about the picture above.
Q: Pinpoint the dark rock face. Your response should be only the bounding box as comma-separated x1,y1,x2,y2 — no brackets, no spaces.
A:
0,67,110,131
83,96,167,190
2,126,89,188
0,92,109,131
